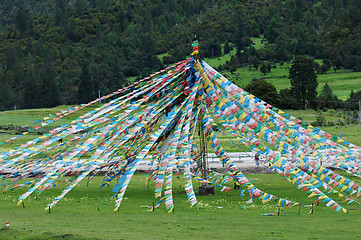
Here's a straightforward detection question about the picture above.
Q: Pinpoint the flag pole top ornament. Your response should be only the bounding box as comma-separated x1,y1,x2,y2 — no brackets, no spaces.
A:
191,34,199,57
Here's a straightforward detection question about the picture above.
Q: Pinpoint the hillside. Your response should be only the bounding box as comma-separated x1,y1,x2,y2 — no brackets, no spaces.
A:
0,0,361,111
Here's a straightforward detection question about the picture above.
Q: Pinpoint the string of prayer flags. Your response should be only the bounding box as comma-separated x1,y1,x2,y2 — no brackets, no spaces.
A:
0,46,359,214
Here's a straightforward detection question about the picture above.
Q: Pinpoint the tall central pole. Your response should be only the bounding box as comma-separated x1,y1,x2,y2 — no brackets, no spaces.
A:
198,115,208,181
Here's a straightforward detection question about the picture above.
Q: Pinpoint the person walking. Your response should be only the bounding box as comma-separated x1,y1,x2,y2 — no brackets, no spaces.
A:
254,153,260,167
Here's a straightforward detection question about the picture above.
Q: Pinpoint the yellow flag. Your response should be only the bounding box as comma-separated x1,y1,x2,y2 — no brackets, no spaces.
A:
341,185,348,192
308,192,316,198
339,177,346,184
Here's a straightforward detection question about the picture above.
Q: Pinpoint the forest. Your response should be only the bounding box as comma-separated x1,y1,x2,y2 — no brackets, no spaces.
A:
0,0,361,111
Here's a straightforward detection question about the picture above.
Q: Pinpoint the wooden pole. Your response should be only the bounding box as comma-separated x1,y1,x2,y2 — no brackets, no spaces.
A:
298,203,301,216
48,206,51,213
311,203,314,214
22,201,25,208
152,202,155,212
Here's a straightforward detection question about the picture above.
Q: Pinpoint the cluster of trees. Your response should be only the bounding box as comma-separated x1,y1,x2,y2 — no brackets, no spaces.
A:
245,56,361,113
0,0,361,110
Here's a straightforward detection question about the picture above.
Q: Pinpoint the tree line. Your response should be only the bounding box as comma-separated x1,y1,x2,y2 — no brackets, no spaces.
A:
0,0,361,110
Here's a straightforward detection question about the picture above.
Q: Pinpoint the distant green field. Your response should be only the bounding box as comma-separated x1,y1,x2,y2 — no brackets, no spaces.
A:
286,109,361,145
1,106,360,153
157,39,361,101
214,63,361,101
0,104,102,127
318,72,361,100
1,174,361,240
200,38,361,100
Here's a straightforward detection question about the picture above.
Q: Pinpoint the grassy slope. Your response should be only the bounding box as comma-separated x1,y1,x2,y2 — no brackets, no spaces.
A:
155,39,361,101
201,38,361,101
0,175,361,240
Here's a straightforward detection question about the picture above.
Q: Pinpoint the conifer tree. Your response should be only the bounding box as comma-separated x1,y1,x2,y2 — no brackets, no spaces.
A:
289,56,318,109
77,64,95,104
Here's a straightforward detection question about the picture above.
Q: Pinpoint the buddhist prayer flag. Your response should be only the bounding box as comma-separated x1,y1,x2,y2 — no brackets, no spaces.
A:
0,53,360,214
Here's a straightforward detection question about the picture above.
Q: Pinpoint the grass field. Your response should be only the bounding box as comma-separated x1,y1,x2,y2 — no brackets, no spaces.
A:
154,54,361,101
213,63,361,101
1,174,361,240
285,109,361,145
1,37,361,239
200,38,361,101
155,37,361,101
0,104,103,128
1,106,360,153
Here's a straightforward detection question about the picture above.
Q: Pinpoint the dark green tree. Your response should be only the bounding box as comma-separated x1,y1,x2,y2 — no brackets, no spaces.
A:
96,0,108,11
320,62,330,73
116,6,126,31
55,0,69,27
206,37,222,58
279,88,301,109
248,56,261,69
346,90,361,110
73,0,86,16
250,20,260,37
22,65,40,109
15,6,33,35
0,80,15,110
233,8,248,61
317,83,340,109
223,41,231,55
259,63,268,75
244,80,281,106
39,56,61,108
265,17,278,43
145,2,153,31
289,56,318,109
77,64,95,104
89,0,97,8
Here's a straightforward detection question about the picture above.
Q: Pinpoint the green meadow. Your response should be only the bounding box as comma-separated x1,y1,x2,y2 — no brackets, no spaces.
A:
1,174,361,240
1,41,361,238
200,37,361,101
210,62,361,101
1,106,360,153
0,106,360,239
